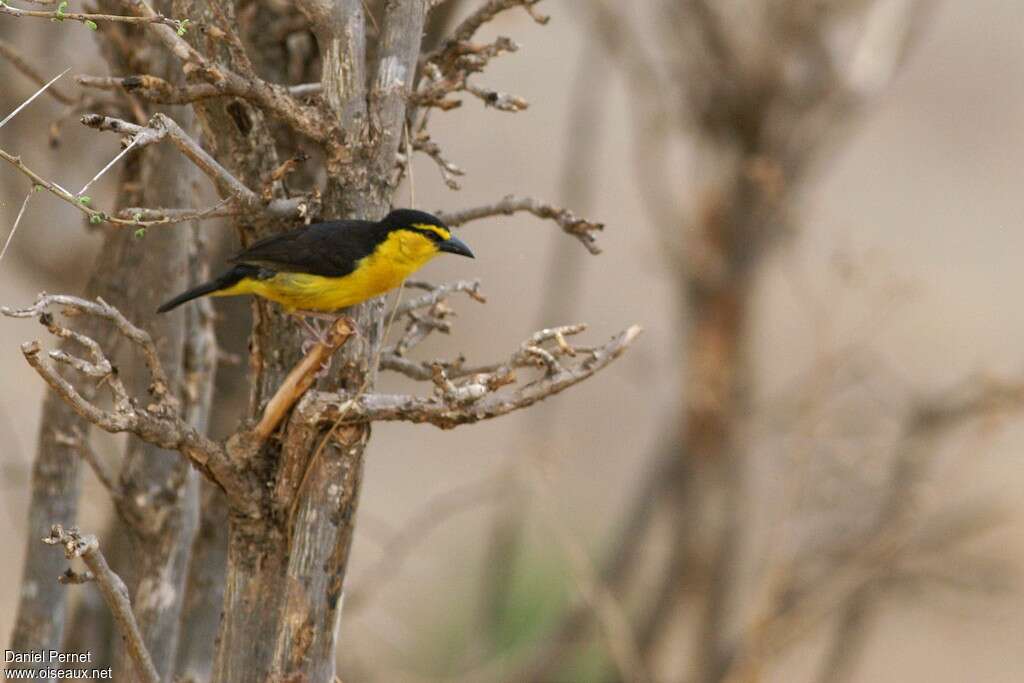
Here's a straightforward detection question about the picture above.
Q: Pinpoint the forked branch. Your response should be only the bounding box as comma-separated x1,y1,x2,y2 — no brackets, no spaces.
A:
43,524,160,683
300,324,642,429
1,295,255,514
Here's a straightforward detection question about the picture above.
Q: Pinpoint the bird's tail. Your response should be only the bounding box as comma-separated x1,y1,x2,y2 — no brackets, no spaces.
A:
156,264,259,313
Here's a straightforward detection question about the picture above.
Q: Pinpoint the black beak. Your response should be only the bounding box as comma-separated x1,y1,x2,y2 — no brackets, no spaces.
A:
438,235,474,258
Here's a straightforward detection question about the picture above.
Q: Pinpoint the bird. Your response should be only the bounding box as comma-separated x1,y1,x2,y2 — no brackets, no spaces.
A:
156,209,474,323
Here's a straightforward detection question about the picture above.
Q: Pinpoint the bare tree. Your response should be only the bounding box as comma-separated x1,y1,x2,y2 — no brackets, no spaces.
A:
0,2,637,682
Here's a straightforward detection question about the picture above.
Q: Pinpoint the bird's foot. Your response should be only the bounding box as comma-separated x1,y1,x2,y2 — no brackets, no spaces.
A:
291,312,357,379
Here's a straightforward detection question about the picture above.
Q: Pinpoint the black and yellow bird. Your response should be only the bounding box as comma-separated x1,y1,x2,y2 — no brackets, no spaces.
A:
157,209,473,317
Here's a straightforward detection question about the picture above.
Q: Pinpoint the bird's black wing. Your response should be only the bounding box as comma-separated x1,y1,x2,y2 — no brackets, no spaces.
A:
228,220,386,278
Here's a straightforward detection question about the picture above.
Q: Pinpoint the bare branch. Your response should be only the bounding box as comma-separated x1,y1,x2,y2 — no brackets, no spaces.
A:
0,2,188,32
1,295,255,513
253,318,354,440
103,0,336,146
378,279,487,363
0,112,305,230
300,324,642,429
438,195,604,254
408,131,464,189
81,113,259,205
43,525,160,683
415,36,526,114
425,0,548,61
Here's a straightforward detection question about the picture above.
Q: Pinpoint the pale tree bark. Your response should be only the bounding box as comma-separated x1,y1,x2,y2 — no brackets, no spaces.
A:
2,4,633,683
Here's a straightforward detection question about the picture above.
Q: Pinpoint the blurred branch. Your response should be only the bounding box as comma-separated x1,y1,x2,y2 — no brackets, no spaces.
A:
0,39,76,104
43,525,160,683
727,375,1024,680
347,473,510,614
431,0,547,52
439,195,604,254
407,130,465,189
528,465,652,683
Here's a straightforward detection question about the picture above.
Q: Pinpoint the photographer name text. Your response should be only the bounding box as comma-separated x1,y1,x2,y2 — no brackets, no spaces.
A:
4,651,93,664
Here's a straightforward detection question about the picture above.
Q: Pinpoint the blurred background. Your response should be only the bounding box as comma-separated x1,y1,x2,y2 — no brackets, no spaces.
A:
3,1,1024,681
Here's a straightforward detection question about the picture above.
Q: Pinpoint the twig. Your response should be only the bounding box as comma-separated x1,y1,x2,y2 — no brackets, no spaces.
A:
76,135,140,197
0,111,305,229
438,195,604,254
410,131,464,189
0,147,134,226
394,279,484,316
0,67,70,130
81,113,258,205
42,525,160,683
300,324,642,429
0,2,188,32
137,0,335,146
422,0,548,64
253,317,354,440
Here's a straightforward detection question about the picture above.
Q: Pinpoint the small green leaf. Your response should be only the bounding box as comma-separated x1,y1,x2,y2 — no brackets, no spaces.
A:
89,214,102,225
133,212,143,222
32,184,42,193
77,196,91,206
134,228,146,239
55,0,68,20
176,18,189,36
85,19,98,30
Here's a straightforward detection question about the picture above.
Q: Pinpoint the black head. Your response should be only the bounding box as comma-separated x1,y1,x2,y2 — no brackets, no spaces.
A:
380,208,474,258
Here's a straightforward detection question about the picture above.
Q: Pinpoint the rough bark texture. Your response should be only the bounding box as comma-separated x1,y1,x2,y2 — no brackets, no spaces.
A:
4,4,630,683
7,124,176,683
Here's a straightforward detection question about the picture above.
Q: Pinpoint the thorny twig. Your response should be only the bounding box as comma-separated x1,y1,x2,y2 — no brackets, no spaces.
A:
0,2,189,33
43,524,160,683
0,113,306,230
